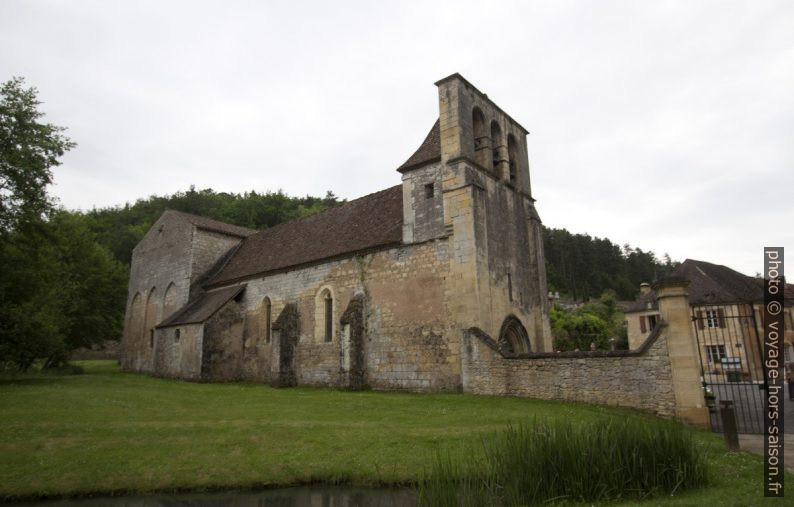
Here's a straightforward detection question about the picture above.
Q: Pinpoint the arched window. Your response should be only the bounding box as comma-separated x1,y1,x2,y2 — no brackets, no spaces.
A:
507,134,519,185
162,282,178,320
315,287,335,343
499,316,531,355
126,292,143,345
323,291,333,342
263,297,272,344
490,121,503,177
472,107,490,169
143,287,159,348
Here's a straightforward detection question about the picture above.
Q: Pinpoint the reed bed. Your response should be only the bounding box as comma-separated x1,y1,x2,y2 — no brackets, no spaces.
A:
419,417,708,505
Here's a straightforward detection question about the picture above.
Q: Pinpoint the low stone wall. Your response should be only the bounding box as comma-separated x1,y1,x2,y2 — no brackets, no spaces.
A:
70,340,120,361
461,324,677,417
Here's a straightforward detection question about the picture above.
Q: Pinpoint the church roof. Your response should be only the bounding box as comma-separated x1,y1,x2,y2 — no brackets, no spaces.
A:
157,284,245,327
397,119,441,172
165,209,256,238
207,185,404,286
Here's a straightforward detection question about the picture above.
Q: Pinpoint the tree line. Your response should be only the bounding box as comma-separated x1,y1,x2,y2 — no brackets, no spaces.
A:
544,227,677,301
0,77,676,369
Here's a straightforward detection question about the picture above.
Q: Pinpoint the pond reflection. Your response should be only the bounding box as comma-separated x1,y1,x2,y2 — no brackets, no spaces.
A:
8,486,419,507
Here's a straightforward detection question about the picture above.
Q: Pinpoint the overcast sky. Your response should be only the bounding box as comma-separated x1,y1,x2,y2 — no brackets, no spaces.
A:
1,0,791,277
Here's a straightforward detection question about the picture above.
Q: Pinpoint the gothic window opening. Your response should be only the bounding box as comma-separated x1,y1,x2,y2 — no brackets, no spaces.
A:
174,328,181,343
499,316,530,355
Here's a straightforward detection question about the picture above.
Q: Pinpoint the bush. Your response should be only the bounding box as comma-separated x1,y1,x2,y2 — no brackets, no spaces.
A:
419,418,708,505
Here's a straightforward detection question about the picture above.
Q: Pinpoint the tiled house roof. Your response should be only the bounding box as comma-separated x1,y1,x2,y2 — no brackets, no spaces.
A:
626,259,792,312
674,259,763,305
207,185,404,286
397,119,441,172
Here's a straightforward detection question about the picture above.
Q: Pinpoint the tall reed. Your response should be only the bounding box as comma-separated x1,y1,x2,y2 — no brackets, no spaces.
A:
419,417,708,505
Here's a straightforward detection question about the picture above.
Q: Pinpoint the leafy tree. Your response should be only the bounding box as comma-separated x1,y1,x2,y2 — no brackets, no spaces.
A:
0,78,127,370
0,212,127,370
0,77,75,233
0,222,66,370
550,291,628,351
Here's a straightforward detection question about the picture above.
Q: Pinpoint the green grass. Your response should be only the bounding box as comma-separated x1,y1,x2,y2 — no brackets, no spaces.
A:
419,419,708,505
0,360,789,504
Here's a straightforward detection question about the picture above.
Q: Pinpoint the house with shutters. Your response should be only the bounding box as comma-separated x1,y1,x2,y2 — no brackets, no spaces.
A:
626,259,794,382
120,74,552,390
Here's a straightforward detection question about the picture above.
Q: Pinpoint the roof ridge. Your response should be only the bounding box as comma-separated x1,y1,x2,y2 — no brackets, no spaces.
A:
245,184,402,237
206,184,404,286
397,119,441,172
164,209,256,235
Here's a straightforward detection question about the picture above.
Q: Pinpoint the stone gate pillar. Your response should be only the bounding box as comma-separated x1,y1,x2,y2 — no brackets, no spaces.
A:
654,277,710,428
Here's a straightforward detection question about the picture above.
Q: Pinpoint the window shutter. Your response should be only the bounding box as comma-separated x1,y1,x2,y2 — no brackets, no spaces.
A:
640,316,647,333
697,310,704,329
717,308,725,328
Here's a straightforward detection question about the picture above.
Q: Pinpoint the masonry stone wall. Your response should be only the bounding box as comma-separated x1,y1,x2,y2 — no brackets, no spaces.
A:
190,229,243,292
207,238,457,390
401,162,445,244
461,325,677,417
122,212,194,372
436,74,551,354
155,324,203,380
202,301,246,381
122,212,245,374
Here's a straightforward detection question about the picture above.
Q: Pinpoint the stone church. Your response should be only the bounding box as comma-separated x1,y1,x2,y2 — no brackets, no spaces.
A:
121,74,551,391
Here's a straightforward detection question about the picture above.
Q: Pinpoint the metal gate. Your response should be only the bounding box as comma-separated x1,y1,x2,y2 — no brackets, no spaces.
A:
692,304,767,434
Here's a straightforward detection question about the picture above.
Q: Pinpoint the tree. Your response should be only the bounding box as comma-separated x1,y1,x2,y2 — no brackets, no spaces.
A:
0,77,75,233
0,211,127,370
550,291,628,351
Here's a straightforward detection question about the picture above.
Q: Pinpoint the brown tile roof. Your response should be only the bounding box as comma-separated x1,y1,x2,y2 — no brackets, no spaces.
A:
625,259,793,312
166,210,256,238
157,285,245,327
673,259,763,305
207,185,404,286
397,119,441,172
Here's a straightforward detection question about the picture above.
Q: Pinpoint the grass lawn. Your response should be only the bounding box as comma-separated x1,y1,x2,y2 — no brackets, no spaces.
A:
0,360,789,504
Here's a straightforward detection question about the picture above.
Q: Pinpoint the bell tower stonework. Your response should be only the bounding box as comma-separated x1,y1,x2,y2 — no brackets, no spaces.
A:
401,73,551,353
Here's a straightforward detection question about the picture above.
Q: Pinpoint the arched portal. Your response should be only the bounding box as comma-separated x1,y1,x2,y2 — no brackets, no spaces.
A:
499,315,531,355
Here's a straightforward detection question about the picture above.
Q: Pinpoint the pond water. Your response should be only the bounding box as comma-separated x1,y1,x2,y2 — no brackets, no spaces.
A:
6,486,419,507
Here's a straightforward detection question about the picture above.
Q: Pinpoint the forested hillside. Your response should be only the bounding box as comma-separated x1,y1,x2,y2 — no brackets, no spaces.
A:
81,186,341,265
543,228,677,301
76,187,675,302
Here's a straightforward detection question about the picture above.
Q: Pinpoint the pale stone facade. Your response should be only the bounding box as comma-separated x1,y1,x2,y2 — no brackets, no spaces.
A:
120,75,710,427
121,74,551,391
